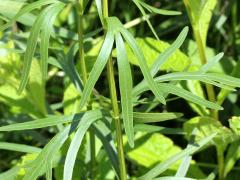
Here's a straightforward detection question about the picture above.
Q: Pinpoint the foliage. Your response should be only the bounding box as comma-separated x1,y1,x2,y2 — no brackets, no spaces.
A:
0,0,240,180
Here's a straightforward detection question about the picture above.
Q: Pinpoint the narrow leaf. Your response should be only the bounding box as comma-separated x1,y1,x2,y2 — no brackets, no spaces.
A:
56,43,83,93
22,110,102,180
137,0,181,16
63,115,100,180
132,0,159,40
199,52,224,73
93,121,119,177
138,133,216,180
150,27,189,76
159,83,223,110
115,33,134,147
0,0,59,31
40,4,63,80
134,124,185,135
133,112,183,123
0,142,41,153
120,27,166,104
18,3,64,93
0,110,103,131
79,31,114,109
95,0,104,25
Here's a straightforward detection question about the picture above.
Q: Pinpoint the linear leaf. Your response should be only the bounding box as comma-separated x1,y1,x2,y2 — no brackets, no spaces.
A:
63,116,100,180
134,124,185,135
205,73,240,88
79,31,114,109
56,43,83,94
132,27,189,98
95,0,104,25
18,3,64,93
22,110,102,180
23,124,74,180
175,129,198,177
159,83,223,110
93,121,120,177
138,133,216,180
0,142,41,153
133,112,183,123
120,27,166,104
150,27,189,76
0,0,59,31
0,110,103,131
0,166,21,180
115,33,134,147
199,52,224,73
137,0,181,16
40,4,64,80
132,0,159,40
46,161,52,180
133,71,236,98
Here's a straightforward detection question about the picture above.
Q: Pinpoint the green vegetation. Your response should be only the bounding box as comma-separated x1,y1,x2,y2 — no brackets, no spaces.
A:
0,0,239,179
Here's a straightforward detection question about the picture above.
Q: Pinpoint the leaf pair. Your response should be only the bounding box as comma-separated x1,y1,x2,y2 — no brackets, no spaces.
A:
20,2,65,93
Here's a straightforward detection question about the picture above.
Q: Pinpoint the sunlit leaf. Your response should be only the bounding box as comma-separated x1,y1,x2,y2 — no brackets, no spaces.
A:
115,32,134,147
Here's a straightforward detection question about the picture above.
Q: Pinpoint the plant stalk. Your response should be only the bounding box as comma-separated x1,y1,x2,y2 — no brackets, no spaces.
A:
103,0,127,180
194,29,218,120
194,29,224,180
217,147,224,180
76,1,95,179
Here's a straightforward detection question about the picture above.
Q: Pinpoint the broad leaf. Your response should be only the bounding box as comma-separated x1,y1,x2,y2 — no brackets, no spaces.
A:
184,116,238,149
125,37,190,73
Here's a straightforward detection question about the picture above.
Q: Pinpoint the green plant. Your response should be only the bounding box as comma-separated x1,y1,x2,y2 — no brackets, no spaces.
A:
0,0,240,180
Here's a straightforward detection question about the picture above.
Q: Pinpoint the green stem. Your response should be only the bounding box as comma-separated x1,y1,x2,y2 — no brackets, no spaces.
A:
195,28,225,179
77,1,87,85
217,147,224,180
76,1,95,179
103,1,127,180
194,29,218,120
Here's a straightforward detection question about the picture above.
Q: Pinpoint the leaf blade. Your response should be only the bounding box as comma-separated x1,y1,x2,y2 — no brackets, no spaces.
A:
115,32,134,147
